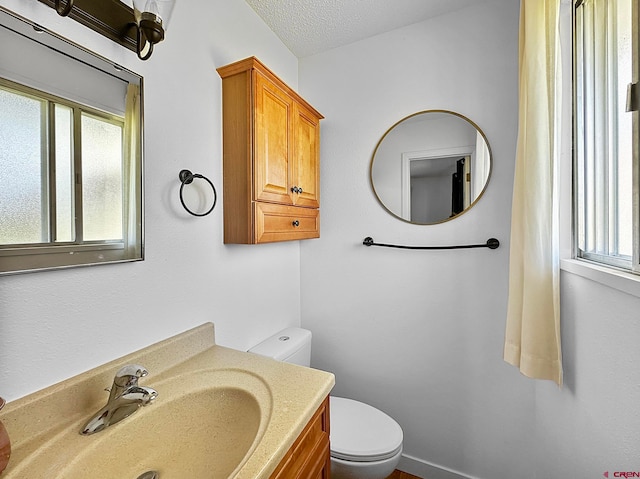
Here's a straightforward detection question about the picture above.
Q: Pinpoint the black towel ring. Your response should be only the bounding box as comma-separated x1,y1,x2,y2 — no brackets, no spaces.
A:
178,169,217,217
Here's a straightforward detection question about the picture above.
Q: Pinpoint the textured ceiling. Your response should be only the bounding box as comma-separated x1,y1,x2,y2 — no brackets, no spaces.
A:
244,0,491,58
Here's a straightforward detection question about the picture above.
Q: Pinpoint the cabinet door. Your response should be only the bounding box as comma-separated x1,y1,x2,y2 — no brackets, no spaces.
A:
292,103,320,208
254,71,294,205
269,397,330,479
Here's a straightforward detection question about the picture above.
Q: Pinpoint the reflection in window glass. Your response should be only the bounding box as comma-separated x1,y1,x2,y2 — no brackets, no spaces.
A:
0,87,45,244
55,104,74,242
81,114,123,241
615,0,632,257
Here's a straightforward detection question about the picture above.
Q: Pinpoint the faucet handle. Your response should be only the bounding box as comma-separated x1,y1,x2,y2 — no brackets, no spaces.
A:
114,364,149,388
125,386,158,405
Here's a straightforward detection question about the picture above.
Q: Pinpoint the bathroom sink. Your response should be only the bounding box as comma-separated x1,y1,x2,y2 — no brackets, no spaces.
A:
10,369,272,479
2,328,335,479
63,388,261,478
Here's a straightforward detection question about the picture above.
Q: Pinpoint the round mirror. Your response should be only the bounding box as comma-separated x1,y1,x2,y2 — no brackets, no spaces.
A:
370,110,492,224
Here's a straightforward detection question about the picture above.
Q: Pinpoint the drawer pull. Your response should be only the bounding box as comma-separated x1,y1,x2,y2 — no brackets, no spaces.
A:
292,220,300,227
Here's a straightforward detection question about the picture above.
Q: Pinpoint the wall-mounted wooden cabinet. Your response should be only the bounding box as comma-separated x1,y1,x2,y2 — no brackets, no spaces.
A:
217,57,323,244
269,396,330,479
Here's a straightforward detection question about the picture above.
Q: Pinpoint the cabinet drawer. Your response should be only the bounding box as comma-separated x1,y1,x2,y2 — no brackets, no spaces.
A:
254,203,319,243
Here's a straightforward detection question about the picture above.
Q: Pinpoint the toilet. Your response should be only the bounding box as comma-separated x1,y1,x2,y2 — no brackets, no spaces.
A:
248,328,403,479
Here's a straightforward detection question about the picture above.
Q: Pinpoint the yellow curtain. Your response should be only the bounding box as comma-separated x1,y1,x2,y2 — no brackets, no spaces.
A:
504,0,563,386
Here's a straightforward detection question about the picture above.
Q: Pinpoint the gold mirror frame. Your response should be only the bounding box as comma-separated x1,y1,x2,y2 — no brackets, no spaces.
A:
370,110,492,225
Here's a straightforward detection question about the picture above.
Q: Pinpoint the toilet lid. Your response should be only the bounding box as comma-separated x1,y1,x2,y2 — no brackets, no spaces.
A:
330,396,403,462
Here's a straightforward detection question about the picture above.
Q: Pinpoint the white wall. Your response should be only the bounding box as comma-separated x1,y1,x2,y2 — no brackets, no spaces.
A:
0,0,302,402
299,1,640,478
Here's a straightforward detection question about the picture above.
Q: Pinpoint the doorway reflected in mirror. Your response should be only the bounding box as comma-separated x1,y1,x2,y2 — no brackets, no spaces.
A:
370,110,491,225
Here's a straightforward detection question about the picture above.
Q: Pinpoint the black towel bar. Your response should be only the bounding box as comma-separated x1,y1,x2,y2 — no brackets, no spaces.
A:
362,237,500,250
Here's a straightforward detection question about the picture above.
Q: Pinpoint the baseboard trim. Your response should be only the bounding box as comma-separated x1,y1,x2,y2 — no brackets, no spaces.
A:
398,454,480,479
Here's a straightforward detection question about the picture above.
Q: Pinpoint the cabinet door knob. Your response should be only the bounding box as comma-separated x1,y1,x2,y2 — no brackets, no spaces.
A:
298,187,303,194
292,220,300,227
291,186,299,194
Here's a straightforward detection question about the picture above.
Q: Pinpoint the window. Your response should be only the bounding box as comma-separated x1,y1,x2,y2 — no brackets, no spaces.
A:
0,8,143,275
574,0,639,273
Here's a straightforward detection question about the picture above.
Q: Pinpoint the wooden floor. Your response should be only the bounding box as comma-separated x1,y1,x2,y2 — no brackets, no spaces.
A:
386,470,422,479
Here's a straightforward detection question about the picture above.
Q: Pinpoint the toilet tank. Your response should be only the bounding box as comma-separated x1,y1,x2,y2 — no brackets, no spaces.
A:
248,328,312,367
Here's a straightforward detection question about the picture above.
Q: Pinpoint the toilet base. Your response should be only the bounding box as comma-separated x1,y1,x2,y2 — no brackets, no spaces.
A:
330,447,402,479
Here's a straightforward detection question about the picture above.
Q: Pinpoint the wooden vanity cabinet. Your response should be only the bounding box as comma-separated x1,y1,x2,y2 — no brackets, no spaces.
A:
217,57,323,244
269,396,330,479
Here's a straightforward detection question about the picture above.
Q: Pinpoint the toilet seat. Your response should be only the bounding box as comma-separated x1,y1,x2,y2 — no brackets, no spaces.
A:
330,396,403,463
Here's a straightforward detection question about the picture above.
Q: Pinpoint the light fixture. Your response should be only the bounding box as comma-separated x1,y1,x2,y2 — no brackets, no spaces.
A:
132,0,175,60
38,0,176,60
54,0,73,16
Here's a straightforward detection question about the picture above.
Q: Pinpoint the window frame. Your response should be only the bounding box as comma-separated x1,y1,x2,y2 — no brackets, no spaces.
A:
572,0,640,275
1,78,126,244
0,78,143,275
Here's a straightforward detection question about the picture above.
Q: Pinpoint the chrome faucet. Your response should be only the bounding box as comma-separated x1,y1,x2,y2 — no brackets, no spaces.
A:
81,364,158,435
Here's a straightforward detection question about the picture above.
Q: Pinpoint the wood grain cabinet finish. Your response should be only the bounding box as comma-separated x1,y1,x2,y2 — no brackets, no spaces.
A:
269,396,330,479
217,57,323,244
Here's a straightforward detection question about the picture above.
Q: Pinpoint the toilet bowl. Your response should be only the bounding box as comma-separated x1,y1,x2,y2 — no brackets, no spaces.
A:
330,396,403,479
248,328,404,479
